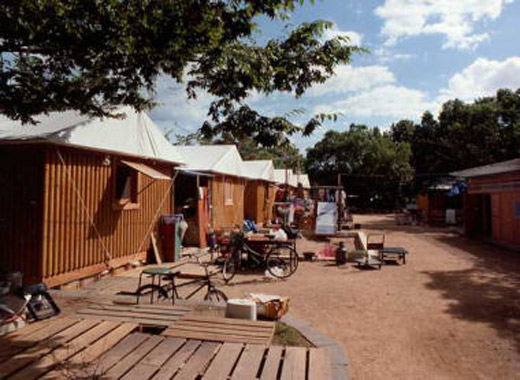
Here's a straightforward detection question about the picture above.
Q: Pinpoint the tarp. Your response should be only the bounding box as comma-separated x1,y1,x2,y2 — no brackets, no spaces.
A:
241,160,275,182
175,145,244,178
0,106,184,165
315,202,337,235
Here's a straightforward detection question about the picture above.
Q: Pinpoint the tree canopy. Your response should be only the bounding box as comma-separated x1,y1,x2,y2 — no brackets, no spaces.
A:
389,88,520,189
0,0,362,146
306,125,413,208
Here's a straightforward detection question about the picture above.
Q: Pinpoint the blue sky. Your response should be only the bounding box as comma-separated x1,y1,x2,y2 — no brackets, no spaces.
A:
150,0,520,152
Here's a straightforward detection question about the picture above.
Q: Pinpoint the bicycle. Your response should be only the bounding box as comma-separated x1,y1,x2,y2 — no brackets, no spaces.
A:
222,232,299,283
135,255,227,305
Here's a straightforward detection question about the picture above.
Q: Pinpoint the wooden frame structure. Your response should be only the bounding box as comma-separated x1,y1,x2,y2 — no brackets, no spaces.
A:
0,143,178,287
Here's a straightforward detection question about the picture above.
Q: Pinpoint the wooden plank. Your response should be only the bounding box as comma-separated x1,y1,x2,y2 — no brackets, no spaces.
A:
203,343,243,380
178,315,274,328
78,314,181,326
9,317,80,348
231,344,266,380
260,346,283,380
130,303,192,312
168,323,274,338
280,347,307,380
0,318,78,359
87,332,150,376
85,304,190,317
174,320,274,334
174,341,220,380
308,348,332,380
104,335,164,379
141,337,186,367
151,340,201,380
66,322,138,365
0,319,97,377
0,317,63,342
40,323,138,380
76,308,181,322
121,338,186,380
162,330,268,345
151,233,163,264
9,320,116,380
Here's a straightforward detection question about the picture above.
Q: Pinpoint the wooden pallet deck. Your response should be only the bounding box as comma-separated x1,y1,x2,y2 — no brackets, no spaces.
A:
162,314,276,345
74,303,192,326
0,317,332,379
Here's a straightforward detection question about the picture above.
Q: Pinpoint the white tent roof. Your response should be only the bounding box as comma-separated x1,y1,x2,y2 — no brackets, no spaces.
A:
298,174,311,189
274,169,299,188
175,145,244,177
241,160,275,182
0,106,184,164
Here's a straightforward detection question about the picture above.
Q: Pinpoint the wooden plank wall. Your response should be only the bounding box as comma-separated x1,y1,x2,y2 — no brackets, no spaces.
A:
491,192,520,246
42,147,174,286
211,176,245,229
244,181,277,226
0,146,44,283
266,184,277,223
244,180,263,224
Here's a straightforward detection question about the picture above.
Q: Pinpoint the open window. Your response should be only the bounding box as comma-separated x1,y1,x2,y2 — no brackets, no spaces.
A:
224,177,233,206
114,164,139,209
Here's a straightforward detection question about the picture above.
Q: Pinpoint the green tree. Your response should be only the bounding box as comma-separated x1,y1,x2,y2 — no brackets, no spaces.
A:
389,88,520,191
306,125,413,208
0,0,363,146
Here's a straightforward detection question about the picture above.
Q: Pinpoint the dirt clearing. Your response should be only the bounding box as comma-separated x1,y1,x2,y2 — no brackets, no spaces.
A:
220,214,520,379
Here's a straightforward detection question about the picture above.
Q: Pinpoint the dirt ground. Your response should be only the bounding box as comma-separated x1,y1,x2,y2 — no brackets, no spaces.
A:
220,214,520,380
54,214,520,379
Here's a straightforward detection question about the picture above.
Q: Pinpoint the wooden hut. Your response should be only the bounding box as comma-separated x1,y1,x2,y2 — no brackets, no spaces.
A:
174,145,246,238
242,160,277,226
297,174,312,198
415,181,463,226
0,107,184,287
452,159,520,249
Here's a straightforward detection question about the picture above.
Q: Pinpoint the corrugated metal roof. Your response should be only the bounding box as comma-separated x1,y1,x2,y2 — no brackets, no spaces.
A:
175,145,243,177
451,159,520,178
0,106,184,164
241,160,275,182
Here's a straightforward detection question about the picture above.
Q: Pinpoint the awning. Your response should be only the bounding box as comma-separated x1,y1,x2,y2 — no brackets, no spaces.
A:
121,160,171,180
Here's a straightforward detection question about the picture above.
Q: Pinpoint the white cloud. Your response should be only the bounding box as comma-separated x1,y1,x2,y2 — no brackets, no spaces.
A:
374,48,416,63
375,0,514,50
322,24,363,46
439,56,520,102
149,76,214,134
314,85,439,119
306,65,396,97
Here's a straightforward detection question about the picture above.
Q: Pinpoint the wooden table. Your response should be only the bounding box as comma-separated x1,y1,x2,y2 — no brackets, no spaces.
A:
380,247,409,264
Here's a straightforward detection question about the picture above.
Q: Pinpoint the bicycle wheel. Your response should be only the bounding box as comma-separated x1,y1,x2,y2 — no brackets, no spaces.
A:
204,288,228,303
266,245,299,279
222,255,238,283
135,284,169,304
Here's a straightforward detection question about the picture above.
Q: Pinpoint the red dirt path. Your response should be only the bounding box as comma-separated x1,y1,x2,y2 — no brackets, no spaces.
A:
221,214,520,379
